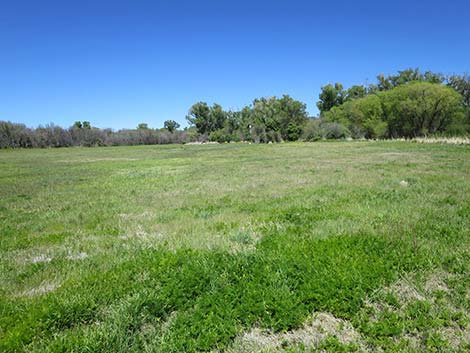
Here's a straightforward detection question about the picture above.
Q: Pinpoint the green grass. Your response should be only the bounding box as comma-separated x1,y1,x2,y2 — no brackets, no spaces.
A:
0,141,469,352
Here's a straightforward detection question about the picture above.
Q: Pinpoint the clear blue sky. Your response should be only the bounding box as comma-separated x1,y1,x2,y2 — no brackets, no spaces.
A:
1,0,469,129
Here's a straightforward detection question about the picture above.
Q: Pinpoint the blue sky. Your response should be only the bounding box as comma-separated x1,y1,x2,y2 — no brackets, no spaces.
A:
1,0,469,129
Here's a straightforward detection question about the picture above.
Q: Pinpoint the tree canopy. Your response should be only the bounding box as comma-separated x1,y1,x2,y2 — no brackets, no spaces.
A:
324,82,463,138
317,83,345,114
163,120,180,133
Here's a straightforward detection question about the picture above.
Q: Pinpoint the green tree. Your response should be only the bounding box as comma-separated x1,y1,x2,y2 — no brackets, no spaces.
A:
381,82,463,137
377,74,394,91
186,102,226,135
225,111,241,135
186,102,211,134
448,74,470,108
163,120,180,133
389,68,422,86
137,123,149,130
376,68,444,91
209,104,226,132
423,71,445,84
278,95,308,140
324,82,462,138
324,97,385,139
345,85,367,101
448,74,470,131
317,83,344,114
249,95,308,141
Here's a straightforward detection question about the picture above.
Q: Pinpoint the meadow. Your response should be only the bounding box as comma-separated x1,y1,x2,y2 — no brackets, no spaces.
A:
0,141,469,352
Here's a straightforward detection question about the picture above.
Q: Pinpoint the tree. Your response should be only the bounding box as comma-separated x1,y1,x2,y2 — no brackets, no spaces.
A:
33,123,72,147
376,68,444,91
209,104,226,132
277,95,308,140
225,111,241,135
248,95,307,141
377,74,394,91
448,74,470,131
186,102,211,134
137,123,149,130
423,71,445,84
82,121,91,129
448,74,470,108
186,102,227,135
163,120,180,133
324,94,385,138
317,83,344,114
324,82,462,138
0,121,33,148
345,85,367,101
389,68,422,86
380,82,463,137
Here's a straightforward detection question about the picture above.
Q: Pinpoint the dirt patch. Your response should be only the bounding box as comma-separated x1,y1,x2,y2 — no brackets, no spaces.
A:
21,282,59,297
227,312,363,352
423,271,450,293
66,252,88,261
388,278,425,304
30,254,53,264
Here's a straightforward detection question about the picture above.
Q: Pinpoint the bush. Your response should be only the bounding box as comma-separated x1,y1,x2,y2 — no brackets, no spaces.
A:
324,95,386,139
0,122,194,148
286,122,303,141
266,130,283,143
322,122,351,139
250,125,267,143
0,121,34,148
301,119,323,141
209,130,231,143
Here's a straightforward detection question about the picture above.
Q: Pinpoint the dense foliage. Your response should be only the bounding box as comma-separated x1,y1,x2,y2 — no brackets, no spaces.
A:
1,69,469,148
323,82,464,138
202,95,309,143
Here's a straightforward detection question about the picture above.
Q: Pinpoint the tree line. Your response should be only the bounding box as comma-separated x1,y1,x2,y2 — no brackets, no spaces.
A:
1,68,469,148
317,69,470,138
0,120,188,148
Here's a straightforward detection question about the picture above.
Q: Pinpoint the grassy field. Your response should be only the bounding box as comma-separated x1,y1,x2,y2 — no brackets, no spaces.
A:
1,141,469,352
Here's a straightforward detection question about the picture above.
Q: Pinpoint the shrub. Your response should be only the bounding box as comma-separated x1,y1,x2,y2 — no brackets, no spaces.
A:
0,121,34,148
322,122,351,139
250,125,267,143
209,130,231,143
301,119,323,141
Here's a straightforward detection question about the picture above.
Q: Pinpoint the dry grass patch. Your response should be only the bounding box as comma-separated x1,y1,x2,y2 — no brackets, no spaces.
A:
412,137,470,145
20,282,60,297
361,270,470,352
227,312,364,353
30,254,53,264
